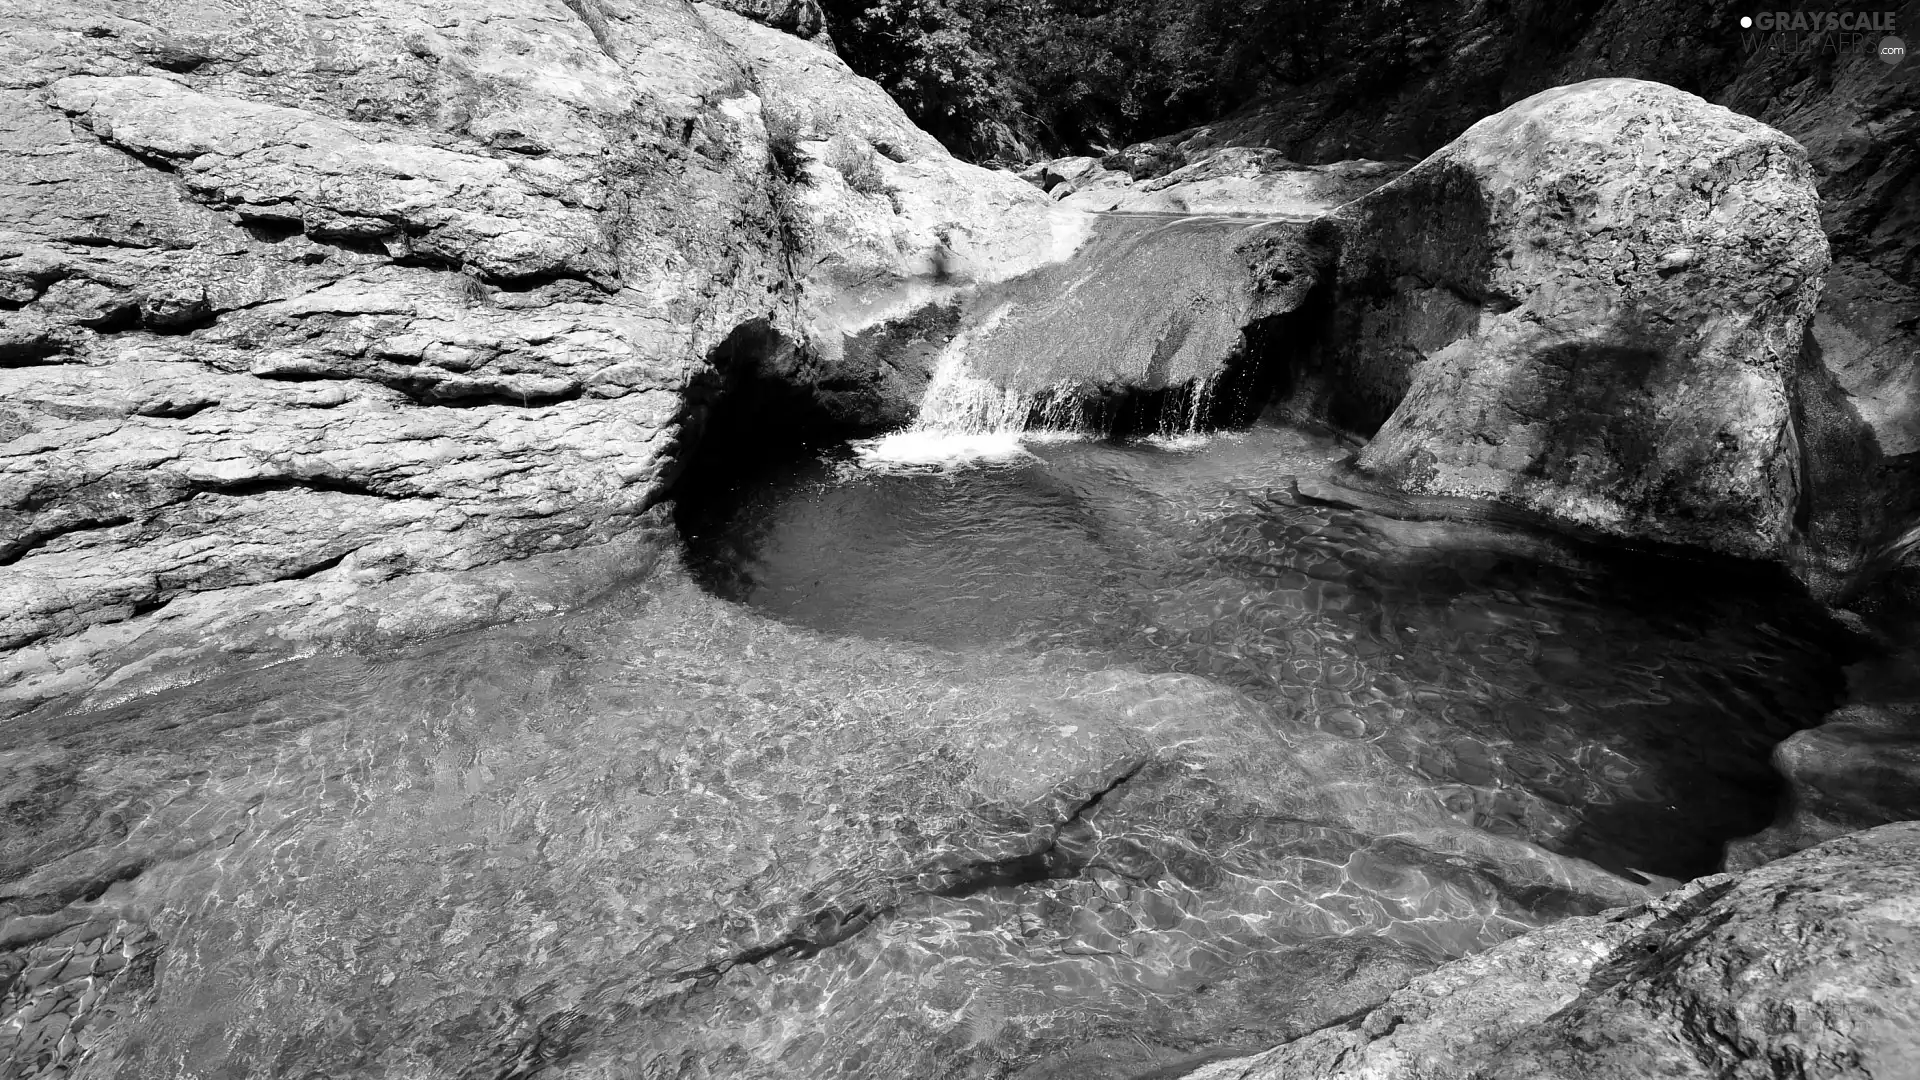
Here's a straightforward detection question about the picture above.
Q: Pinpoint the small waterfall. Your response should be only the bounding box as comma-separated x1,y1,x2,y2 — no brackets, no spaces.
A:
908,307,1031,436
854,307,1088,469
851,210,1296,469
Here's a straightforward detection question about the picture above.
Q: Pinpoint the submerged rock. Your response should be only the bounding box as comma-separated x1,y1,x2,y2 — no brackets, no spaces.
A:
1310,78,1829,562
1180,821,1920,1080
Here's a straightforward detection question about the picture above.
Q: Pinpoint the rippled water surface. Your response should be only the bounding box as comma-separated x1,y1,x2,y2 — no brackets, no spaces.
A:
685,425,1850,881
2,425,1852,1080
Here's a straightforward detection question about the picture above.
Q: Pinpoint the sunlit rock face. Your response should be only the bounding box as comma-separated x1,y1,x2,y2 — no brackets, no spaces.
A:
1182,821,1920,1080
0,0,1067,718
1311,79,1829,563
690,2,1080,424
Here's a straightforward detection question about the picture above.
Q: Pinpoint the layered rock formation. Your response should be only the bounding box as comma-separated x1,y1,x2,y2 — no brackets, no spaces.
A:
1180,821,1920,1080
1306,79,1828,562
0,0,1068,718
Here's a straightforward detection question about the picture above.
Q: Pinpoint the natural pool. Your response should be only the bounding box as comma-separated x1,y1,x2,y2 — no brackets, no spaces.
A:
684,424,1852,884
0,421,1856,1079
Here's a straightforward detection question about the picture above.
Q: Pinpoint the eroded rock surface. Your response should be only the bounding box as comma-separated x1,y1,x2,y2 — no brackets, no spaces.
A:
0,0,1066,718
1310,79,1828,562
1182,821,1920,1080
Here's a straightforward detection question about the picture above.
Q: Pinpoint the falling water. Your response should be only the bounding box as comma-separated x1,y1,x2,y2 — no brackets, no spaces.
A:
852,213,1285,469
854,305,1090,468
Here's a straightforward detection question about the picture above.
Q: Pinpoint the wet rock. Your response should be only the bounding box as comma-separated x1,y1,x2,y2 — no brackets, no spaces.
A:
1726,701,1920,870
1180,821,1920,1080
1313,79,1828,562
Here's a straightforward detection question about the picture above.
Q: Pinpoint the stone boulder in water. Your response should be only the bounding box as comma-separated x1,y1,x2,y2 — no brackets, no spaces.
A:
1311,78,1829,562
1179,821,1920,1080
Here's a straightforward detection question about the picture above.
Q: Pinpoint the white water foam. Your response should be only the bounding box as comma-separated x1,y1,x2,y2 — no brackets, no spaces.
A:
855,306,1087,471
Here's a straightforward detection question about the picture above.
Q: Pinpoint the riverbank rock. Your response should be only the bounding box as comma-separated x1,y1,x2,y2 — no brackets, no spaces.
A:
1109,0,1920,593
1016,149,1401,217
1310,78,1828,561
1179,821,1920,1080
0,0,1067,719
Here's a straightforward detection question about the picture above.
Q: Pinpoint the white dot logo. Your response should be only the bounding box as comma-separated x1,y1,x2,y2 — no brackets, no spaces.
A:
1740,15,1753,28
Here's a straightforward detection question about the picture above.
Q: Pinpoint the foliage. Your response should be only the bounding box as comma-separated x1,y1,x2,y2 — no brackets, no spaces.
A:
817,0,1434,161
824,137,890,195
764,107,808,180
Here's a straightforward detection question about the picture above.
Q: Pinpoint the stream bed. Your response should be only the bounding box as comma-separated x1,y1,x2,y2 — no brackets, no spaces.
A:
0,424,1855,1080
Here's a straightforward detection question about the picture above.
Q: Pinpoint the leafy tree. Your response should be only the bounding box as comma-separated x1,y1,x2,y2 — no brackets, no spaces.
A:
818,0,1438,162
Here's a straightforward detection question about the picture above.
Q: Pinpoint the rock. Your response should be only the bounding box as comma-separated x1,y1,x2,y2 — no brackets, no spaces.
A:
698,3,1078,310
1179,821,1920,1080
691,3,1080,423
0,0,1071,718
1106,0,1920,591
1018,149,1402,217
1308,79,1828,561
1727,701,1920,870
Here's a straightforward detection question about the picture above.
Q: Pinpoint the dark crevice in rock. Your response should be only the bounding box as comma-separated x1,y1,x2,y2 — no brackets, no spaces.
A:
482,269,619,297
0,514,136,567
56,235,161,251
194,475,409,501
240,219,307,245
0,341,79,367
392,379,585,408
140,308,222,335
110,143,184,175
279,547,360,580
134,399,220,419
665,318,884,550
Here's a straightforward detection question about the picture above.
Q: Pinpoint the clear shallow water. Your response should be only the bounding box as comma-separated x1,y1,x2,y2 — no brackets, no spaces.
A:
684,424,1851,882
0,423,1851,1080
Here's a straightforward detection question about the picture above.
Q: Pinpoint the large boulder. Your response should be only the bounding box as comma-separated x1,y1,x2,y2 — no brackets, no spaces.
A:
0,0,1067,718
1111,0,1920,593
1311,79,1829,561
1180,821,1920,1080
